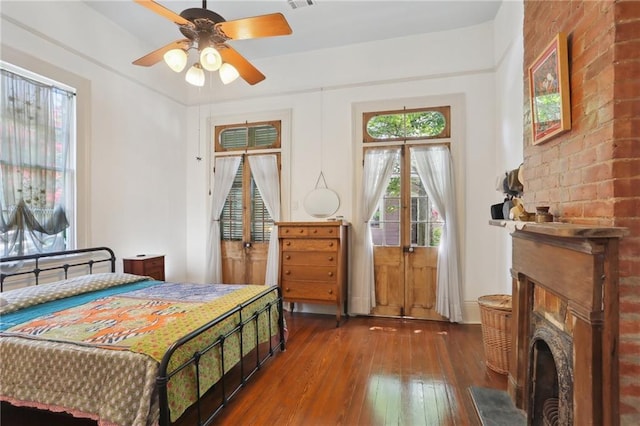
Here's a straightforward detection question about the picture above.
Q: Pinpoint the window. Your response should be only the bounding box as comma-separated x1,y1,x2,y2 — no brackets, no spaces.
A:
215,121,281,152
216,121,280,243
363,106,450,142
0,64,76,257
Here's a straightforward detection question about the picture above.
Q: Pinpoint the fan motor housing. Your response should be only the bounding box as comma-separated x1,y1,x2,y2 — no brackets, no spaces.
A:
179,8,228,44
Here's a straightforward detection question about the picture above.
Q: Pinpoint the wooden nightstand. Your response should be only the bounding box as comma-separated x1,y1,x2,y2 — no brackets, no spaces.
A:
123,254,165,281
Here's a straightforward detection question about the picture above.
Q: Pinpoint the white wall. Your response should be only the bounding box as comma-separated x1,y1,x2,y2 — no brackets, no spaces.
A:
1,1,189,280
493,0,525,294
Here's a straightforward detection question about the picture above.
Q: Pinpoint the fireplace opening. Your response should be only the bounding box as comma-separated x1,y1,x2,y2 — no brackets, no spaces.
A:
529,322,573,426
531,340,559,425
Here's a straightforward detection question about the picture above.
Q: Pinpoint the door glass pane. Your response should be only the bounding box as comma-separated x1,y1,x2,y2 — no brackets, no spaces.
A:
250,175,273,242
370,155,401,247
410,160,444,247
220,158,243,241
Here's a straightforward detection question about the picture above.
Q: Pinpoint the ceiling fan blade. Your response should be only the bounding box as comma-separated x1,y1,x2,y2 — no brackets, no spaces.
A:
216,13,292,40
133,0,195,27
133,39,191,66
219,45,266,85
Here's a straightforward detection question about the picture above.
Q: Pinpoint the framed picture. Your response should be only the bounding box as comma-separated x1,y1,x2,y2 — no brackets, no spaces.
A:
528,32,571,145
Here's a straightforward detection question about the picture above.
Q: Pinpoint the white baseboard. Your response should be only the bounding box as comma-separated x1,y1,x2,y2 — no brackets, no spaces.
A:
463,300,481,324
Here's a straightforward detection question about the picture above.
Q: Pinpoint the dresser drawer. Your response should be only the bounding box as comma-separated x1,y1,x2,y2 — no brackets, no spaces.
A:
144,257,164,269
279,225,340,238
281,239,338,252
144,266,164,278
281,265,337,282
281,251,337,266
279,226,309,237
281,281,338,302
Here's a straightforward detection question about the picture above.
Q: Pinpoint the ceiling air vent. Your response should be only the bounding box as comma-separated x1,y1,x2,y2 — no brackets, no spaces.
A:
287,0,316,10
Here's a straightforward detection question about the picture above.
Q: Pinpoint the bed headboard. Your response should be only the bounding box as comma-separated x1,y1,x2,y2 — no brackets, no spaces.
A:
0,247,116,292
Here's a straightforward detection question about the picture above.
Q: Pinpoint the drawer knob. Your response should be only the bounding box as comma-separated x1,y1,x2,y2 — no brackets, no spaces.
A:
299,229,304,233
285,255,291,260
286,241,291,246
329,242,334,247
328,289,333,295
328,272,334,277
285,270,291,275
286,288,291,292
285,229,290,233
313,229,317,233
328,256,334,261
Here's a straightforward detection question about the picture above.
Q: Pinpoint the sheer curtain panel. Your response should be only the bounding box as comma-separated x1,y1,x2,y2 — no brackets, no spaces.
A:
351,148,398,315
248,155,280,286
206,156,241,283
0,68,74,257
411,146,462,322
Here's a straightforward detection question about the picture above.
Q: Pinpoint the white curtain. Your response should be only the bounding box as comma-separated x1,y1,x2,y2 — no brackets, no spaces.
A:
351,148,399,315
0,69,73,258
205,156,241,283
248,155,281,286
411,146,462,322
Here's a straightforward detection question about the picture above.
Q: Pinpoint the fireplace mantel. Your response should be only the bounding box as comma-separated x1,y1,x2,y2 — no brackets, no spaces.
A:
489,219,628,239
491,220,627,425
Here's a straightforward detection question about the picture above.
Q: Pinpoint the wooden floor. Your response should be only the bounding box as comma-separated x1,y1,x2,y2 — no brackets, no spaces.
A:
1,312,507,425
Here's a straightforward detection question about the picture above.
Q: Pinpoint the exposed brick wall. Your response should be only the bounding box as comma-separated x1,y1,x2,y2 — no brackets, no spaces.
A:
522,1,640,423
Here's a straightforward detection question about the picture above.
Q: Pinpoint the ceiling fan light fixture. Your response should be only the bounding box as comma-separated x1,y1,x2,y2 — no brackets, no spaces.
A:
163,48,188,72
185,63,205,86
219,63,240,84
200,46,222,71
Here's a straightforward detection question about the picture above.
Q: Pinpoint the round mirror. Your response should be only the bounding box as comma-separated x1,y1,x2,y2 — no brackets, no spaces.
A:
303,188,340,218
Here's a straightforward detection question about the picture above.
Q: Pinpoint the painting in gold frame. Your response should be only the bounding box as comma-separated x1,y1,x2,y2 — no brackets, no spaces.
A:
528,32,571,145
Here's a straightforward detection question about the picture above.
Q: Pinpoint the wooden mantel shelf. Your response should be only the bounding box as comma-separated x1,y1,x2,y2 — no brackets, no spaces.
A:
489,219,628,239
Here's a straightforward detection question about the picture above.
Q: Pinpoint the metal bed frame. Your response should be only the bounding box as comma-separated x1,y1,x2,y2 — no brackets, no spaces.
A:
0,247,286,426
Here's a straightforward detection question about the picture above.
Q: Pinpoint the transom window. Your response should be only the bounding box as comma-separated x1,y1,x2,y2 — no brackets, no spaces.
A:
363,106,450,142
215,121,280,152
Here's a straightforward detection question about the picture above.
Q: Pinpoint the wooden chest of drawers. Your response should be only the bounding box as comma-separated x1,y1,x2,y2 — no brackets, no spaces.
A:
277,221,348,326
123,254,165,281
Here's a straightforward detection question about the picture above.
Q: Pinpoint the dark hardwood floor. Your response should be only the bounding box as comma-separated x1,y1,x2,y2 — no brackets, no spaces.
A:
1,312,507,425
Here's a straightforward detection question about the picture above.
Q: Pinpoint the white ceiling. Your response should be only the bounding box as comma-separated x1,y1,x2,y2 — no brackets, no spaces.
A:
86,0,503,63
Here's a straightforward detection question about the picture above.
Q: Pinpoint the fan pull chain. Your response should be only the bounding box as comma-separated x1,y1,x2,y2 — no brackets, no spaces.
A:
197,102,203,161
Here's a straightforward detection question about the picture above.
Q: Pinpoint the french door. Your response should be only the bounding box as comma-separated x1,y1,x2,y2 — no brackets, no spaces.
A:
370,145,446,320
219,155,278,284
215,120,281,285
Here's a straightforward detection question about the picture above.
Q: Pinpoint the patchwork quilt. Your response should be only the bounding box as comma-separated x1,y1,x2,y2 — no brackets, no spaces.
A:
0,273,281,425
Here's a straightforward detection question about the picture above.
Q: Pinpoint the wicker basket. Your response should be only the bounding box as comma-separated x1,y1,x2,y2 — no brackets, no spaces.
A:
478,294,512,375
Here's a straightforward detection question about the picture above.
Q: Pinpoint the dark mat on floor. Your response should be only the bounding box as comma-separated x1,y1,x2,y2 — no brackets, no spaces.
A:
468,386,526,426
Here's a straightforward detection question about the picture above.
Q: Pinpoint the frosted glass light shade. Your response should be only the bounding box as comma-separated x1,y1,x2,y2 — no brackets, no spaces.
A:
219,63,240,84
163,48,188,72
185,63,205,86
200,47,222,71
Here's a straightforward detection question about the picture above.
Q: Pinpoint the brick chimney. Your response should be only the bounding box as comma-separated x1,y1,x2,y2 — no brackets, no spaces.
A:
522,1,639,424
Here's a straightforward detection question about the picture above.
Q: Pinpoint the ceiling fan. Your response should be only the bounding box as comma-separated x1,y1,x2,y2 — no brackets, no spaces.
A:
132,0,293,86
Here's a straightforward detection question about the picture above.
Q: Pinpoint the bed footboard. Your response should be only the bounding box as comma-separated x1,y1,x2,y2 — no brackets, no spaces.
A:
157,285,285,426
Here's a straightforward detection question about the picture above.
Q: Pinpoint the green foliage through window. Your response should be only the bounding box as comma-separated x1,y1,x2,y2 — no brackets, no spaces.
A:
365,107,449,142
